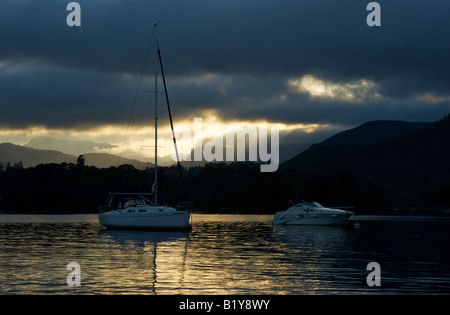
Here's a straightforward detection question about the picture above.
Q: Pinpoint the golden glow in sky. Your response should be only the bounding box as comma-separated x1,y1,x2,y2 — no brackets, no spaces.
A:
288,74,381,102
0,111,333,166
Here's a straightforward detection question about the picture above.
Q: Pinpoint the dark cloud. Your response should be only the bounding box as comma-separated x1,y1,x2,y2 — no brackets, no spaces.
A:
0,60,138,128
0,0,449,130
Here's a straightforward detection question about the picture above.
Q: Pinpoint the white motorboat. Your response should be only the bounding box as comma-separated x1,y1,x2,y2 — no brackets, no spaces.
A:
99,21,191,231
273,201,354,226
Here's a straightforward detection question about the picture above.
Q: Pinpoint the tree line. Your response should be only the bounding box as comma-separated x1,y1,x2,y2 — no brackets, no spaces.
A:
0,155,399,214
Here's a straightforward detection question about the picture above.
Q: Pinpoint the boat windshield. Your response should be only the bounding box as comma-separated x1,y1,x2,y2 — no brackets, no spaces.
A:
121,198,147,208
122,198,137,208
296,202,323,208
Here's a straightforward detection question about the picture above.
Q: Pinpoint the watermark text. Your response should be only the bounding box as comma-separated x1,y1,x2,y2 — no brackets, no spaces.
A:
172,118,279,172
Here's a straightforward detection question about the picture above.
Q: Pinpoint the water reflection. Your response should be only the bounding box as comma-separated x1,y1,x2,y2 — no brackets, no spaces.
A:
1,214,449,294
94,219,280,294
0,221,101,294
271,225,362,294
97,230,190,294
183,219,277,294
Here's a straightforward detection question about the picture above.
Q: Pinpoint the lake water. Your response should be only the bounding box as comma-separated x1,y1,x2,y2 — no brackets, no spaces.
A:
0,214,449,295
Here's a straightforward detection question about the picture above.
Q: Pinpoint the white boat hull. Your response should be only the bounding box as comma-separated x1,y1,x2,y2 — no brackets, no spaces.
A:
273,202,354,226
99,208,191,231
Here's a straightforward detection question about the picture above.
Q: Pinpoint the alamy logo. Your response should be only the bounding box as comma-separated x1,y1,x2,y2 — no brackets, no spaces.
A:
66,262,81,286
66,2,81,27
172,118,279,172
366,262,381,287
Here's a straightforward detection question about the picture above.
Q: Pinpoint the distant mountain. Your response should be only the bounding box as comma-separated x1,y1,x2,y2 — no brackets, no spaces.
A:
284,120,432,172
0,143,154,169
310,120,431,148
283,115,450,208
25,136,116,156
0,143,75,168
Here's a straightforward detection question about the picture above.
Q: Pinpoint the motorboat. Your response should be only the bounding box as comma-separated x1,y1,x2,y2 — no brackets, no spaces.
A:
99,21,191,231
273,201,354,226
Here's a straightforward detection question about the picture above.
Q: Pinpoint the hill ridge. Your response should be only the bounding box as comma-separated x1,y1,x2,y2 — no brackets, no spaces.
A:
0,143,154,169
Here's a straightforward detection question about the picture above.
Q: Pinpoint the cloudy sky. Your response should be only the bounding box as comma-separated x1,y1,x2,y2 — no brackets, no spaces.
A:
1,0,449,163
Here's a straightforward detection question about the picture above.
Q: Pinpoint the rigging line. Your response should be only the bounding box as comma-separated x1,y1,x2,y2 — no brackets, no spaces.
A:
157,42,188,202
116,23,157,166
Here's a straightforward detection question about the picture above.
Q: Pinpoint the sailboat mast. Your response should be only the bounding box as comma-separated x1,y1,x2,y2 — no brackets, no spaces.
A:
157,41,188,202
154,20,159,205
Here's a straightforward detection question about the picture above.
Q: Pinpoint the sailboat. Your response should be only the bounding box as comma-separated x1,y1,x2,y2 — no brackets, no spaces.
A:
98,21,192,231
